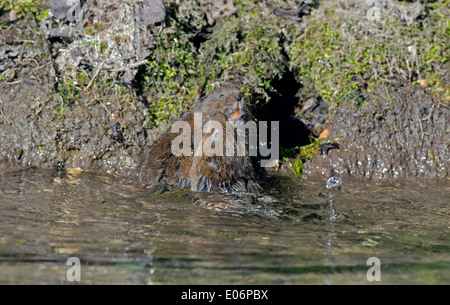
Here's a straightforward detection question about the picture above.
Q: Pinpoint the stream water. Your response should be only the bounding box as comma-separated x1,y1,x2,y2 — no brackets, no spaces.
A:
0,168,448,284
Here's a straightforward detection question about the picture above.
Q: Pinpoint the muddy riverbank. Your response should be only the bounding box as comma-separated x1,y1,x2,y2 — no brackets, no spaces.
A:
0,0,448,181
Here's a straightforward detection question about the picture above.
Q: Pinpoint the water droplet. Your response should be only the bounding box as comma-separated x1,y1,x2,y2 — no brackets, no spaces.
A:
326,177,341,190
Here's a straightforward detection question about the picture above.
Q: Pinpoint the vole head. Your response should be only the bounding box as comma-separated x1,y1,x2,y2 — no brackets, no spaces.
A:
195,85,248,122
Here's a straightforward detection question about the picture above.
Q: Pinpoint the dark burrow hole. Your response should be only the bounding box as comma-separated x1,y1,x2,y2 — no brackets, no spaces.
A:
254,70,312,150
192,24,214,50
132,65,150,109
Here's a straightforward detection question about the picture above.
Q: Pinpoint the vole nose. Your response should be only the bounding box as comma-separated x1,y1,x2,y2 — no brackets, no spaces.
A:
236,94,245,109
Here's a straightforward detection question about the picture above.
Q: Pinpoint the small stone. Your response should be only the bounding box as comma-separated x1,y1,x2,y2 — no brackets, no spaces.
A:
9,10,18,22
136,0,166,26
417,79,428,88
8,51,18,58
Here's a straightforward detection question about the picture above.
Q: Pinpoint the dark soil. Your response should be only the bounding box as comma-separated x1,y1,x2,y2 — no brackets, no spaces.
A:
306,80,449,179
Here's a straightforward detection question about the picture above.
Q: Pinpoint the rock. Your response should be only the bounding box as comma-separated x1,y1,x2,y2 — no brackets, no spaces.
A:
51,0,72,20
49,26,74,39
0,46,7,60
9,10,18,22
135,0,166,26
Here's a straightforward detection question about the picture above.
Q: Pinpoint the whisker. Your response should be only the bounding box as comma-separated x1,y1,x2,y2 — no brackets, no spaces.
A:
242,107,259,122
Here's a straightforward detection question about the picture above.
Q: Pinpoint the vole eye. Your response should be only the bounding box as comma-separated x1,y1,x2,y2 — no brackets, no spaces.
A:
218,93,225,98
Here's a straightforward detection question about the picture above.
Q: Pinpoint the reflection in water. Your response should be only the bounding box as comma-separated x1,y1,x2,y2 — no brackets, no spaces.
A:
0,169,449,284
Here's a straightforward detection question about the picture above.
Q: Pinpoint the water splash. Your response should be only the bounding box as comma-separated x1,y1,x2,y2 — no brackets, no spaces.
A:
326,176,342,190
323,177,342,285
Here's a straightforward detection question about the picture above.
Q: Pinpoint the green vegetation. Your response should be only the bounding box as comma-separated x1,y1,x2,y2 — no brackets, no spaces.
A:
56,78,81,111
142,25,201,127
0,0,48,22
199,10,286,101
282,156,305,178
141,1,287,127
0,0,43,9
287,1,449,105
281,136,338,177
142,0,448,131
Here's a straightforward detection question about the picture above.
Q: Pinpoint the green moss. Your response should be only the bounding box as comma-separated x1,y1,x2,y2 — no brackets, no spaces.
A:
140,0,290,128
56,78,81,110
199,9,286,102
0,0,42,10
288,0,449,105
76,71,87,84
142,25,201,127
100,42,107,54
0,0,46,22
289,17,387,103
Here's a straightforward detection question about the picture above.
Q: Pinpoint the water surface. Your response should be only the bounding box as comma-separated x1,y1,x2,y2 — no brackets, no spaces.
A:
0,169,448,284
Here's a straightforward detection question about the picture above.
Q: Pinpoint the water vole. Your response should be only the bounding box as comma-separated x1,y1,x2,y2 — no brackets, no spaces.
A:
137,85,263,196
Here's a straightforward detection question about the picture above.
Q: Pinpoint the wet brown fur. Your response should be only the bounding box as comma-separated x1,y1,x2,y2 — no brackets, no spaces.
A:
137,85,263,196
